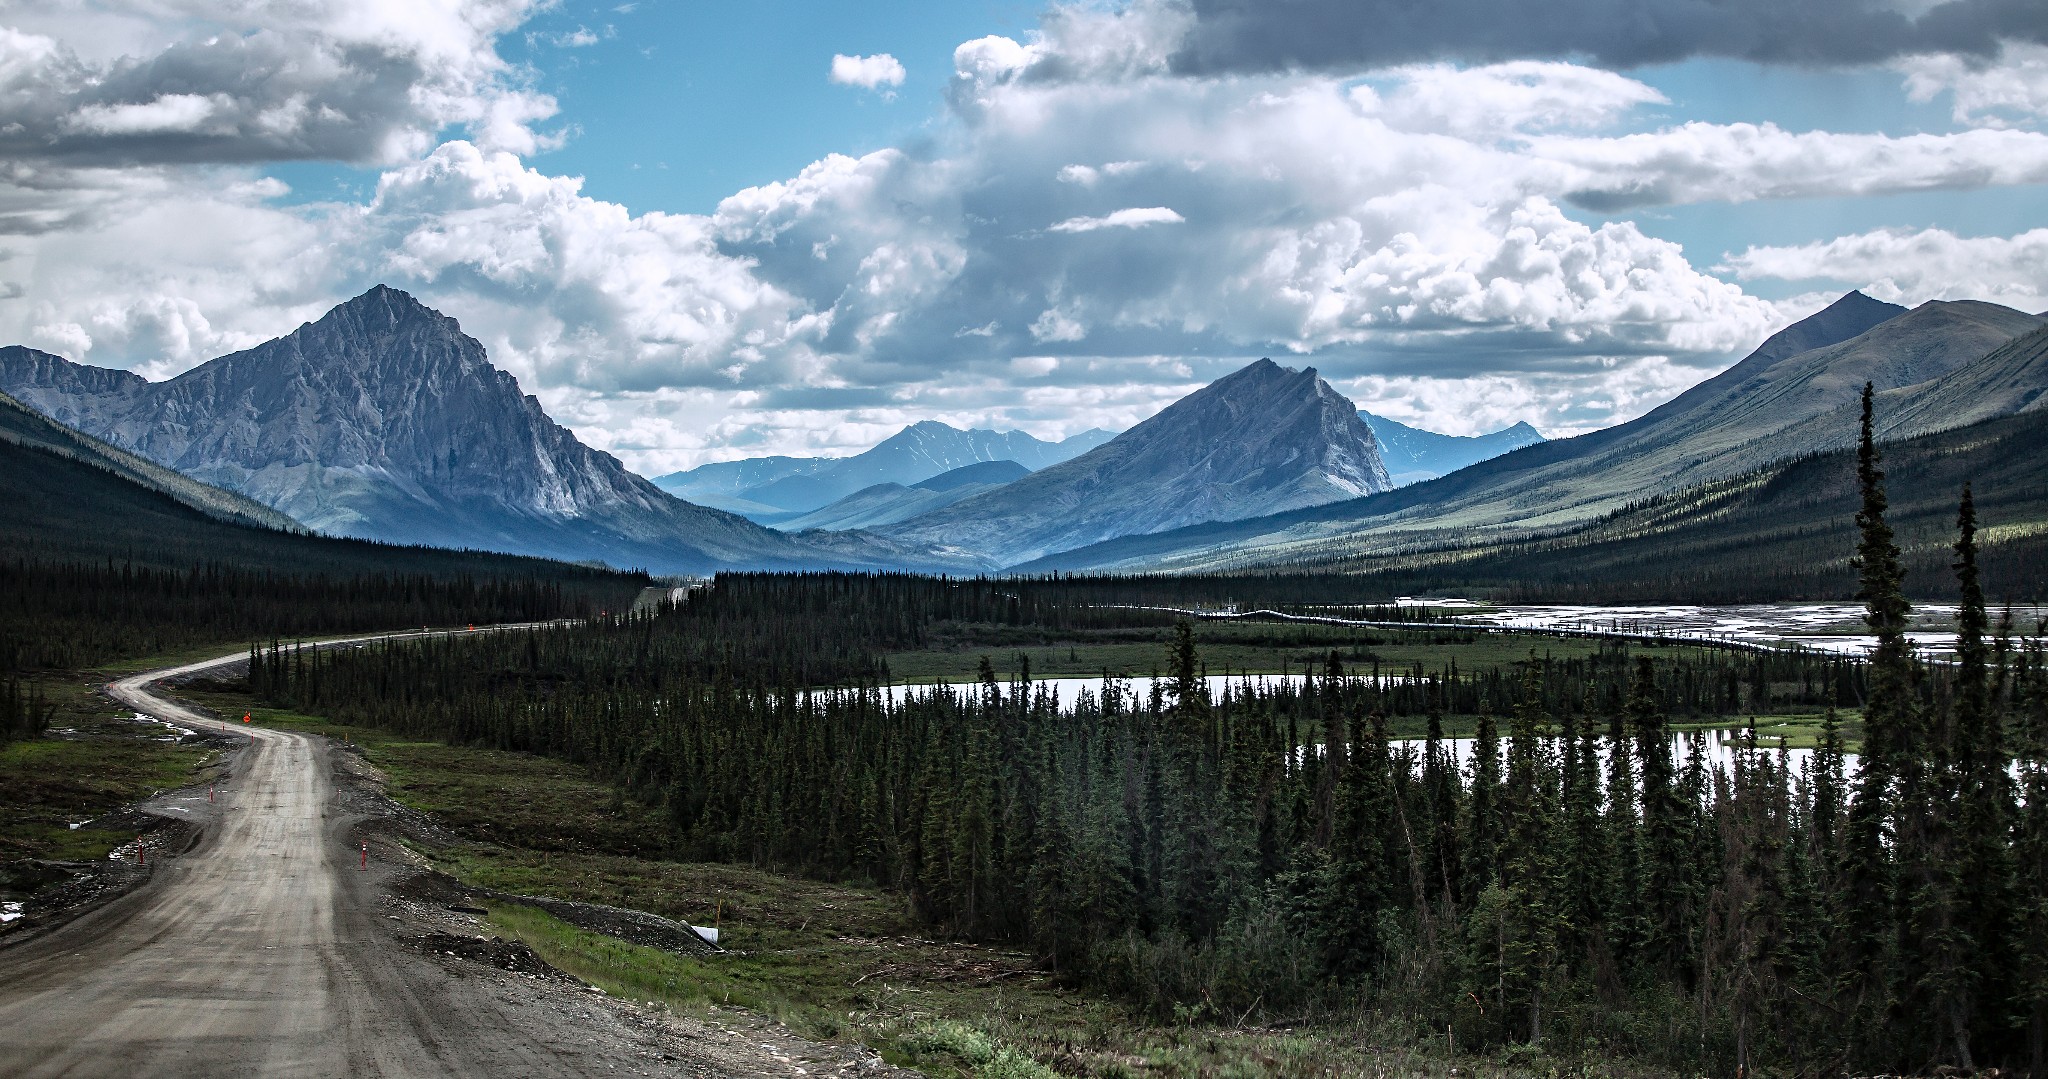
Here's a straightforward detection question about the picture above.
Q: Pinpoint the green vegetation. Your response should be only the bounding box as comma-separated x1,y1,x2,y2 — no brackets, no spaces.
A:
877,619,1635,684
198,688,1668,1078
244,559,2012,1075
0,432,648,673
0,679,216,862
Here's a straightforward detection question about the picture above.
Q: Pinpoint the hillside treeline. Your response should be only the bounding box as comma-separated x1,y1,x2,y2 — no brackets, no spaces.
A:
0,430,649,674
247,392,2048,1075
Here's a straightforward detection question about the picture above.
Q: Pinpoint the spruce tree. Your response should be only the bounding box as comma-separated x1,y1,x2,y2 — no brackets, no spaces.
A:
1632,657,1692,982
1841,381,1907,1053
1949,483,2017,1067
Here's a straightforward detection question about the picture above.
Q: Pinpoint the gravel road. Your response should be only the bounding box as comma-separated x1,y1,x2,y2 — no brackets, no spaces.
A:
0,635,906,1078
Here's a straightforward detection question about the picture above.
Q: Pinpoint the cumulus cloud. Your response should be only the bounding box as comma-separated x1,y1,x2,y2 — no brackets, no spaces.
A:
0,0,557,167
7,0,2047,471
1721,227,2048,312
1168,0,2048,74
830,53,907,92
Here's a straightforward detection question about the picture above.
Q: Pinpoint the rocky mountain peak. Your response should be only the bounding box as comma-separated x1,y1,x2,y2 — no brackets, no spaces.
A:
876,358,1391,565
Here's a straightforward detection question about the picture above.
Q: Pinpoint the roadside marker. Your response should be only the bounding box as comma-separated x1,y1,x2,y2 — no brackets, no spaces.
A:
360,842,368,871
138,838,145,866
209,784,215,803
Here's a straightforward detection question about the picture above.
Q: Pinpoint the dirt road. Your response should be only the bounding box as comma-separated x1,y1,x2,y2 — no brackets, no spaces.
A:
0,635,902,1078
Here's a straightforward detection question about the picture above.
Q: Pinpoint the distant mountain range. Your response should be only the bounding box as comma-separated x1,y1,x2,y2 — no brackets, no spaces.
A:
1022,292,2048,574
655,422,1112,517
0,287,959,575
876,359,1393,566
1359,412,1544,486
10,283,2045,595
775,460,1033,532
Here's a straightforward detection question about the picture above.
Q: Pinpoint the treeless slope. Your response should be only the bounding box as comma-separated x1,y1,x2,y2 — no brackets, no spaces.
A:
1025,295,2042,573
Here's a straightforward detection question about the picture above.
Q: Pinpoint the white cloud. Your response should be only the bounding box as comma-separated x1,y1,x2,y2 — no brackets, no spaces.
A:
1362,60,1667,138
1899,43,2048,127
66,94,228,137
830,53,906,93
8,0,2048,472
1534,122,2048,210
1721,227,2048,312
0,0,558,166
1030,308,1088,341
1047,206,1186,232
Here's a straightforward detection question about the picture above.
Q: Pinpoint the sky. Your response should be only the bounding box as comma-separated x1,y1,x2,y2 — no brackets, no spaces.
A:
2,0,2045,476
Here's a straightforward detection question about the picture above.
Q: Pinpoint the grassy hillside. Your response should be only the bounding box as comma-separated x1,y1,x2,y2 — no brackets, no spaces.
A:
1270,408,2048,603
0,390,300,532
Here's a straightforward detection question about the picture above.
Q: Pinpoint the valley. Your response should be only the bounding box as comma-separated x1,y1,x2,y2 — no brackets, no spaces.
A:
3,283,2046,1079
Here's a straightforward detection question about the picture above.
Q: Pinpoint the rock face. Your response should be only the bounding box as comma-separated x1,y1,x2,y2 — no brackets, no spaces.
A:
655,421,1113,516
879,359,1392,566
0,287,944,574
1360,413,1545,486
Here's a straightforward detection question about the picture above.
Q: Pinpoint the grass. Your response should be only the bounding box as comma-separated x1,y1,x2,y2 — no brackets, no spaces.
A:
877,622,1724,685
0,675,218,865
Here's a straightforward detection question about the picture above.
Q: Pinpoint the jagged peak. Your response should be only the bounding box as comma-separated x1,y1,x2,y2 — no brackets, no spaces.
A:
307,284,458,338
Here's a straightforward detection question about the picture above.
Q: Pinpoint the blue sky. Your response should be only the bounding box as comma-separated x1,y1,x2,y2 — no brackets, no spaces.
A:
3,0,2045,472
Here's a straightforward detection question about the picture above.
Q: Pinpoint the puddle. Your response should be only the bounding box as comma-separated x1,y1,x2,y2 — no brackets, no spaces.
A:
130,712,200,741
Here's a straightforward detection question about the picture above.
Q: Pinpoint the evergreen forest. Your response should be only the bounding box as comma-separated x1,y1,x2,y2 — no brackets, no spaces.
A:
242,388,2048,1076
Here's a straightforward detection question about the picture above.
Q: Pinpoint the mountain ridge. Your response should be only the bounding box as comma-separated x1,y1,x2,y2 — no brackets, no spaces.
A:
0,287,965,574
1360,412,1545,485
1019,293,2044,573
877,358,1393,566
656,421,1112,516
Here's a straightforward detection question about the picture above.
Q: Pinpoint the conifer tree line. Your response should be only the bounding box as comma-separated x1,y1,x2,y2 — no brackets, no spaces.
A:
0,558,644,674
245,391,2048,1074
0,678,52,744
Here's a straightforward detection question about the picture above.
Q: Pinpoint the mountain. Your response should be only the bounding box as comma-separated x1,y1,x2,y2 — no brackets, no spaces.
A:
0,389,300,533
1024,292,2047,573
654,422,1114,516
1360,412,1545,485
0,287,958,575
1756,321,2048,458
1277,407,2048,604
877,359,1393,566
775,460,1032,532
0,406,651,594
